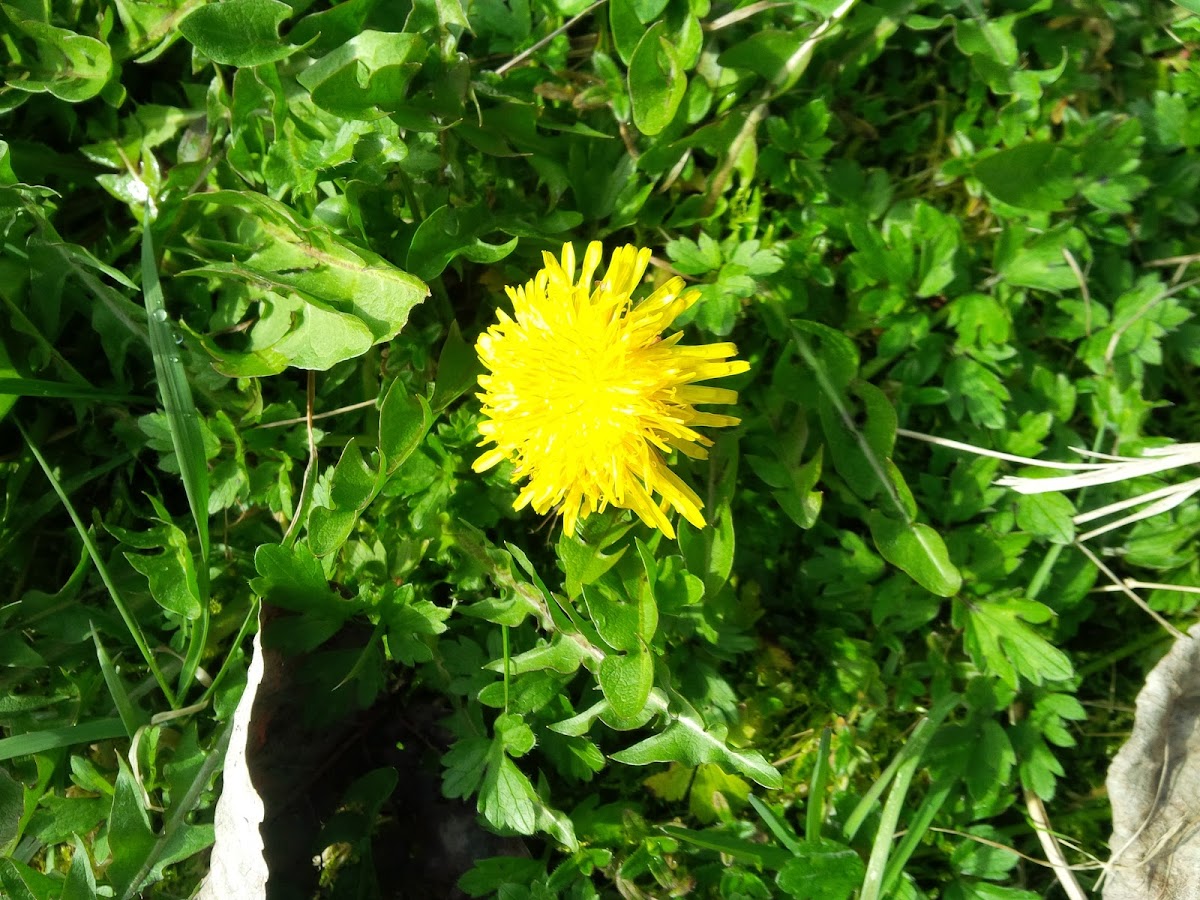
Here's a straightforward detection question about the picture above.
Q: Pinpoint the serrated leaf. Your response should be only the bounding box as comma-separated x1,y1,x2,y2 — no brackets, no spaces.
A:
958,596,1074,688
478,743,538,834
1015,491,1076,544
183,191,427,374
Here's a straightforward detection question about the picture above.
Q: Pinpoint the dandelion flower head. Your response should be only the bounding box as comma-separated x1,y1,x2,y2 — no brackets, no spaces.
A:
473,241,749,538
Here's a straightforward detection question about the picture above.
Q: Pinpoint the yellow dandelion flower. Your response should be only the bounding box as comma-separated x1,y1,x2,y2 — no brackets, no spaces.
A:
473,241,749,539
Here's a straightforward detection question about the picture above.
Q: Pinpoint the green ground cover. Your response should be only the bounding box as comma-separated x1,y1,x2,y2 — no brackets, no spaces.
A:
2,0,1200,896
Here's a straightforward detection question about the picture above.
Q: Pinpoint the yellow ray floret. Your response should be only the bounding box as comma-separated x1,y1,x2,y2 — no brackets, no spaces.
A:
473,241,749,539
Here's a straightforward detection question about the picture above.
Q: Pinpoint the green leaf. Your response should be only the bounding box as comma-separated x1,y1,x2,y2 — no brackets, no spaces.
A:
1015,492,1076,544
308,440,377,556
406,205,518,281
867,511,962,598
61,835,98,900
662,824,792,868
93,632,150,736
106,734,219,899
629,23,686,136
776,839,866,900
379,380,434,474
717,30,806,83
142,225,211,567
608,0,645,65
1,9,112,103
297,31,429,119
485,634,588,676
665,234,722,275
612,716,782,788
957,595,1075,689
582,584,655,653
179,0,297,67
442,736,491,800
430,321,483,413
559,526,629,599
598,648,654,719
0,719,126,762
478,742,538,834
250,543,336,613
974,143,1077,212
183,191,428,374
0,859,61,900
0,768,20,851
123,534,203,620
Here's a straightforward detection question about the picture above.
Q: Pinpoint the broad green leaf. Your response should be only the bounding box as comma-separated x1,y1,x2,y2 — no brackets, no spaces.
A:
407,205,518,281
105,759,157,898
250,543,335,613
598,648,654,719
485,635,588,676
776,840,865,900
430,321,483,413
974,143,1077,212
297,31,429,119
608,0,645,65
818,381,899,504
183,191,428,374
478,742,537,834
612,717,782,788
106,734,218,899
629,23,686,136
1015,492,1076,544
123,537,203,620
179,0,297,67
442,737,491,799
2,10,112,102
582,583,655,652
559,527,629,599
379,380,434,474
307,440,377,556
718,30,806,83
867,511,962,598
0,859,61,900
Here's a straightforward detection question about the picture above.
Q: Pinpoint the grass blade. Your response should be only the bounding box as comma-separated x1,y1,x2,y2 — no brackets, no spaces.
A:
844,693,959,842
18,420,177,707
141,224,211,698
92,630,150,736
140,224,210,565
0,719,127,761
857,694,959,900
806,726,832,841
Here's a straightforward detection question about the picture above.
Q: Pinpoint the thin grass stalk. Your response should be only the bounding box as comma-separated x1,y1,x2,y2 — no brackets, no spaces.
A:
19,420,177,707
